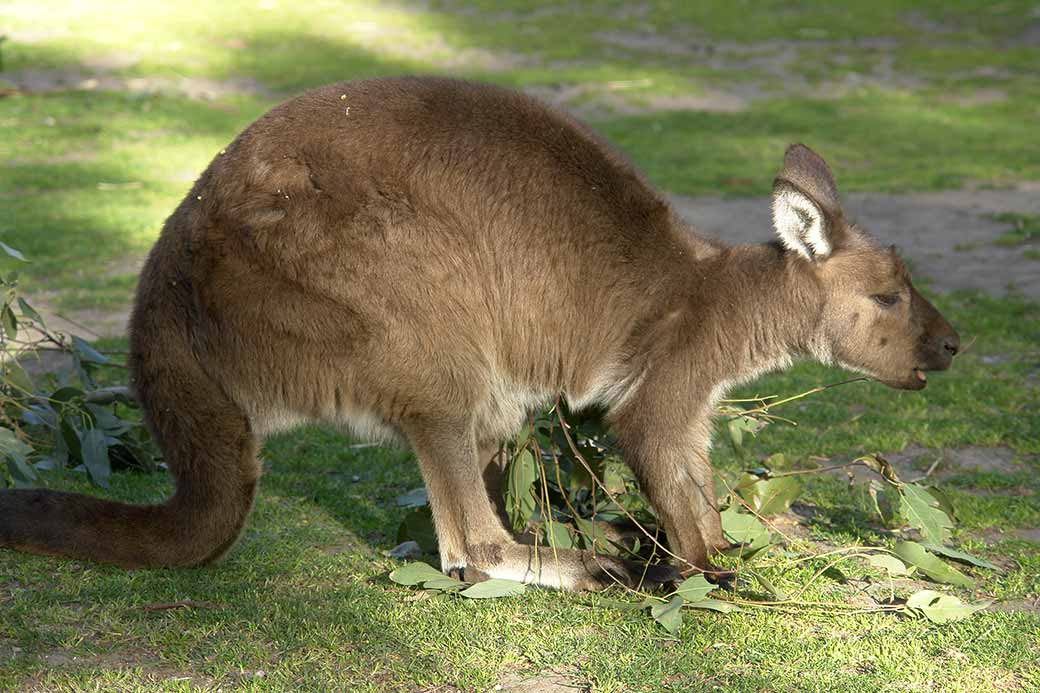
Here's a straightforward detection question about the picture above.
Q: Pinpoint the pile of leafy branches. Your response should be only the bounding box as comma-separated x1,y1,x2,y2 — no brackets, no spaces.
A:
394,388,997,632
0,244,156,490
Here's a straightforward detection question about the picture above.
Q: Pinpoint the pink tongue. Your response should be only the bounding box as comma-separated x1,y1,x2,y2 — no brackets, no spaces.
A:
915,370,927,382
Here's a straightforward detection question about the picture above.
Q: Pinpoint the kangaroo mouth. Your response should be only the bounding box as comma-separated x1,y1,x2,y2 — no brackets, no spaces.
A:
879,368,928,390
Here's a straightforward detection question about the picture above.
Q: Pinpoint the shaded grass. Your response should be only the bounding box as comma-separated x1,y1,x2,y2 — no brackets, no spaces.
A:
2,1,1039,690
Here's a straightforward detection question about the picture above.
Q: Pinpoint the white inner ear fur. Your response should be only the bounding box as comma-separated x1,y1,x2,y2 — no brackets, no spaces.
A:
772,187,831,261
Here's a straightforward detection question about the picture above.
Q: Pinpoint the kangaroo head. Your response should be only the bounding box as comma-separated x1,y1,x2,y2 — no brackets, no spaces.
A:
771,144,959,390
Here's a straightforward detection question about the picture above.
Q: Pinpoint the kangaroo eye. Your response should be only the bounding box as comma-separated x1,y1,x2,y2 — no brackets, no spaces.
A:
872,293,900,307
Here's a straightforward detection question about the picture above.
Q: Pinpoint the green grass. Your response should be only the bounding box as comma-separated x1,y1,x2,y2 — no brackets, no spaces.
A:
2,1,1039,690
992,213,1040,247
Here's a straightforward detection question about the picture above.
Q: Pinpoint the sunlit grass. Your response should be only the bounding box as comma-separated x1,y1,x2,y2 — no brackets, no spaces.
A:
1,0,1039,689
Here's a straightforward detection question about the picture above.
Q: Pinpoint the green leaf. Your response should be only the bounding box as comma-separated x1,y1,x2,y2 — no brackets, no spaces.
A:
5,360,33,393
505,448,538,532
650,595,684,635
751,572,787,600
17,297,43,324
861,454,903,485
893,541,973,588
1,303,17,339
906,590,992,623
80,427,110,488
900,483,954,545
867,553,910,576
927,486,958,521
674,575,716,603
6,456,37,486
0,241,27,262
921,543,998,570
389,561,445,586
727,417,744,449
737,475,800,516
544,521,575,550
685,598,742,613
420,576,467,592
71,335,109,365
0,427,32,460
395,487,428,508
720,506,771,557
574,516,619,555
459,578,526,599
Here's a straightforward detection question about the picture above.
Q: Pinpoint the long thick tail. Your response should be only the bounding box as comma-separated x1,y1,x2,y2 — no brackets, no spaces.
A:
0,212,261,568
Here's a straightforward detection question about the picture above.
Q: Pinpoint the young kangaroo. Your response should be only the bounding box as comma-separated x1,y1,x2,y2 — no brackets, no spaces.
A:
0,77,958,590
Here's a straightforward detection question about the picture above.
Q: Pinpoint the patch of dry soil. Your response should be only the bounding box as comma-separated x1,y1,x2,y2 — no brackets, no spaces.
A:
834,444,1032,486
671,185,1040,298
2,68,271,100
495,669,588,693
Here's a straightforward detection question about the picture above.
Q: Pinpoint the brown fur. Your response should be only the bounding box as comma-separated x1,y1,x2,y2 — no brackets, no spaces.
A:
0,77,958,590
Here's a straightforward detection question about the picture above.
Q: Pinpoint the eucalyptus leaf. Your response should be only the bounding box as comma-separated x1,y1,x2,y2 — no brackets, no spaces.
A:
421,576,468,592
906,589,992,623
860,454,903,485
6,456,37,486
574,516,618,555
5,361,33,393
1,303,17,339
17,297,43,324
650,595,684,635
867,553,910,576
395,486,428,508
0,427,32,460
505,448,538,532
685,598,742,613
0,241,27,262
80,427,110,488
51,386,85,405
674,575,716,603
720,506,771,557
900,483,954,545
738,475,800,516
893,541,973,588
751,572,787,600
389,561,445,586
459,578,526,599
927,486,958,522
921,543,998,570
727,417,744,449
71,335,109,365
544,521,575,550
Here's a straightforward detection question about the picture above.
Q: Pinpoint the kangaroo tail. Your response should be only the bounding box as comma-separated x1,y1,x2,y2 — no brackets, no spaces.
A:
0,220,260,568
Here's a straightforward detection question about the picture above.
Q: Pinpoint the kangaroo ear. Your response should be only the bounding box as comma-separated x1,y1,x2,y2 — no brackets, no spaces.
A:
771,144,844,262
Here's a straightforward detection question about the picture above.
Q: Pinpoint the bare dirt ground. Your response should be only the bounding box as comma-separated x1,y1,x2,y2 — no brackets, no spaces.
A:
671,185,1040,298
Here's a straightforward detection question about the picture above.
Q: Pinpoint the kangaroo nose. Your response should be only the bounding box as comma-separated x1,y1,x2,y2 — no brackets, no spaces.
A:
943,334,959,357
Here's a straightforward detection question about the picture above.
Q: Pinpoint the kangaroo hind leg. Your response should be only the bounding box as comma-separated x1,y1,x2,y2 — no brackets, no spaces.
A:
403,418,678,591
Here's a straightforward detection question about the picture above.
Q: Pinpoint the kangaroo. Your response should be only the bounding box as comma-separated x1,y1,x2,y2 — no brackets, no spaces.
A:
0,76,958,590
